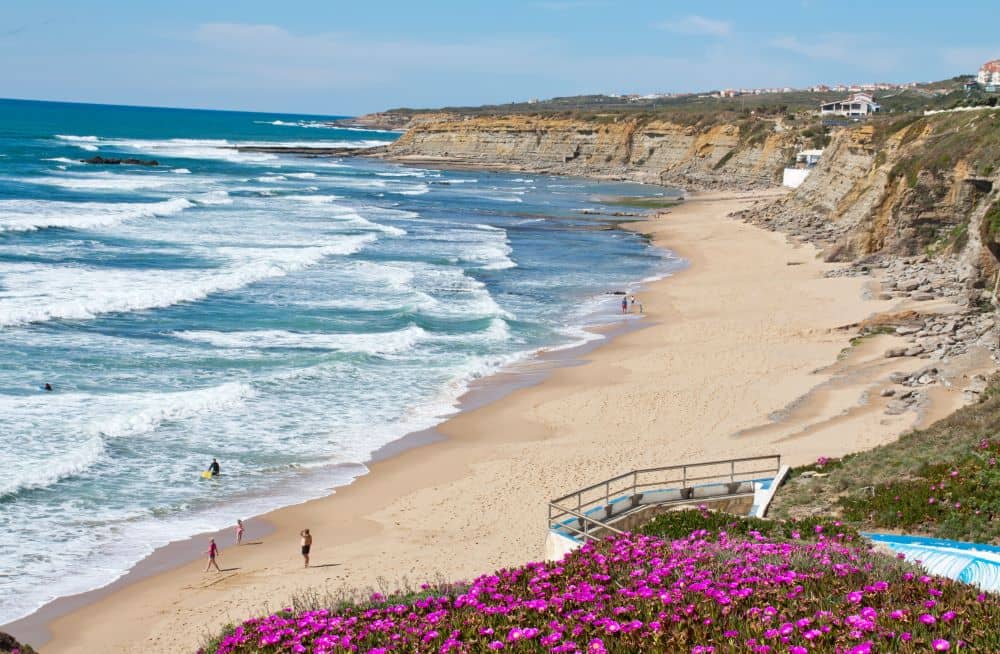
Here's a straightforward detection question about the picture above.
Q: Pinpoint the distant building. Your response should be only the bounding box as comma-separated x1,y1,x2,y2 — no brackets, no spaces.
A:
783,149,824,188
977,59,1000,86
819,93,881,117
796,149,824,167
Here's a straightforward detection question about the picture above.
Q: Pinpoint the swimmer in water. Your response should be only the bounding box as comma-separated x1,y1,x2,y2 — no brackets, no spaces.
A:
43,383,53,392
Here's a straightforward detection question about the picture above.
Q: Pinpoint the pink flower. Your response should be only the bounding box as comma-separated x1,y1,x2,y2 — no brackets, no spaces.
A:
919,613,936,625
932,639,951,651
846,591,863,603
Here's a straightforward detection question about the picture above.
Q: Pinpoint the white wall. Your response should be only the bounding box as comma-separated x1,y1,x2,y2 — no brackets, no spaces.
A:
783,168,811,188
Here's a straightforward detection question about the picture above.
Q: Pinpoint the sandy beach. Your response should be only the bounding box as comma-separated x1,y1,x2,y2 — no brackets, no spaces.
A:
15,189,981,654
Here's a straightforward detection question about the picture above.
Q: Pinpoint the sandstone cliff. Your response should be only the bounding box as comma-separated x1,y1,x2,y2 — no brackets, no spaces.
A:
382,114,797,189
743,110,1000,294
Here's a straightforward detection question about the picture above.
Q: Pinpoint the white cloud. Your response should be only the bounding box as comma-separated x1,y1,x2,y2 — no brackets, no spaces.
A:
655,15,732,37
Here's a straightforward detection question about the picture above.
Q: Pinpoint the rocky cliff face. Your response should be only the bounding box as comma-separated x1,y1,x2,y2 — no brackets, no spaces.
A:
743,111,1000,294
383,114,797,189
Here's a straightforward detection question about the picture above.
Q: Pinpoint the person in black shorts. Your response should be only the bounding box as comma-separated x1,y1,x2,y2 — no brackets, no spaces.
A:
300,528,312,568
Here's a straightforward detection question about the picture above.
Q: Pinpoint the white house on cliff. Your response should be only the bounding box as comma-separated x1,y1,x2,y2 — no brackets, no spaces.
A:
819,93,881,117
977,60,1000,87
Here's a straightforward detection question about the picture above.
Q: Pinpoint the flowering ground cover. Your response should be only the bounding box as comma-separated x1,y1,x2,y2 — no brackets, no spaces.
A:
638,507,859,542
200,524,999,653
771,378,1000,544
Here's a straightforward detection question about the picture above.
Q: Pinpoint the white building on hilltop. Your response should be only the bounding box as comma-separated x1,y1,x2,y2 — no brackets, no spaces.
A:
819,93,881,117
977,60,1000,87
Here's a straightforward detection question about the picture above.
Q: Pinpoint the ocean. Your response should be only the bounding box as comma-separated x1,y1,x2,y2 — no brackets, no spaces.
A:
0,98,679,624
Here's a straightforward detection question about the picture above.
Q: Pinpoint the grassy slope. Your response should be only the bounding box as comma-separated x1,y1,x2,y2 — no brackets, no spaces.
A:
770,378,1000,543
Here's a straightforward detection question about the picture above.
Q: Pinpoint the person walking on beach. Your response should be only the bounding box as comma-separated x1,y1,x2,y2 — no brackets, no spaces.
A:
235,519,245,545
300,529,312,568
630,295,643,314
205,538,221,572
621,295,628,314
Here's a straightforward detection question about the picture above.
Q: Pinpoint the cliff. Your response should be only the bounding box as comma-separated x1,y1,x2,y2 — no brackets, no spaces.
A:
742,110,1000,292
382,114,798,189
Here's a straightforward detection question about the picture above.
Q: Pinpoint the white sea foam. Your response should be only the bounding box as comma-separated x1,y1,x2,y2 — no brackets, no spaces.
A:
285,172,317,179
376,170,426,178
22,172,184,191
194,190,233,205
0,435,104,499
89,382,253,439
173,325,428,355
0,234,375,326
283,194,342,204
55,134,98,142
0,382,251,498
545,325,605,352
392,182,430,196
43,157,81,165
0,198,193,232
171,168,192,174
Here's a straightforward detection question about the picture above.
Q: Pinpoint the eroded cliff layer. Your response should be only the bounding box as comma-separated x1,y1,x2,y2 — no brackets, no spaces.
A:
383,114,797,189
743,110,1000,293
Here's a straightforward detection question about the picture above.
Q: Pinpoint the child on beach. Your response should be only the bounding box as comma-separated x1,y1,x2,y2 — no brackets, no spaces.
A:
300,529,312,568
235,519,245,545
205,538,221,572
621,296,628,314
630,295,643,314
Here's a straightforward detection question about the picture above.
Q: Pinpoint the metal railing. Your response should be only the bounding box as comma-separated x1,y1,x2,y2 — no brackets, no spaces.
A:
547,455,781,542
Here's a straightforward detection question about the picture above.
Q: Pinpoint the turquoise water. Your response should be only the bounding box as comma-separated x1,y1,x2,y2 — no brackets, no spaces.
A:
0,98,679,623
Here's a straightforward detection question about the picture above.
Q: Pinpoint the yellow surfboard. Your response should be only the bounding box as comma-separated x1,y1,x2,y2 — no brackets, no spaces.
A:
200,470,213,479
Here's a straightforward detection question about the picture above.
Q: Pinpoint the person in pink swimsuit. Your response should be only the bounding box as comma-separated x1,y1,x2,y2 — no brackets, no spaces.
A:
235,519,245,545
205,538,221,572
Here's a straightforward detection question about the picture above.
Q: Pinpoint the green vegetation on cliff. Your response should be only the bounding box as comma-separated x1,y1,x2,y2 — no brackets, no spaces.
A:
772,377,1000,543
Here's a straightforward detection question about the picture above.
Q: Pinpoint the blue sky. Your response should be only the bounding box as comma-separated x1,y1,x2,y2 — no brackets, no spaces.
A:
1,1,998,115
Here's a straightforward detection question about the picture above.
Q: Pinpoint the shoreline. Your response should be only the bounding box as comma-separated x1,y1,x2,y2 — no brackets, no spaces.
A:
2,248,668,647
11,189,980,654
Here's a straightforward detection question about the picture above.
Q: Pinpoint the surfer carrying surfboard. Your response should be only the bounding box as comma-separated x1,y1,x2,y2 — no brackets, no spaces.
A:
208,458,221,477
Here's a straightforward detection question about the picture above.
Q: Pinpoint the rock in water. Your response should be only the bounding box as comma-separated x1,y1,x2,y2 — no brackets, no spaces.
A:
81,156,159,166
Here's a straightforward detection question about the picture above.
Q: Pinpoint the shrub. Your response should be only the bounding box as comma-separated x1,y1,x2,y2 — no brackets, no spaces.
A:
638,507,859,542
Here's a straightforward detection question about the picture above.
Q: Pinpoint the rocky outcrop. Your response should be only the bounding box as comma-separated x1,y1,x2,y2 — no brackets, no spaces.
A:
382,114,797,189
82,156,159,166
738,111,1000,373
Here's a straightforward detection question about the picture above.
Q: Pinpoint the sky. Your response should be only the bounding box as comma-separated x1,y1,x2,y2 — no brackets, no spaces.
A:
1,1,998,116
